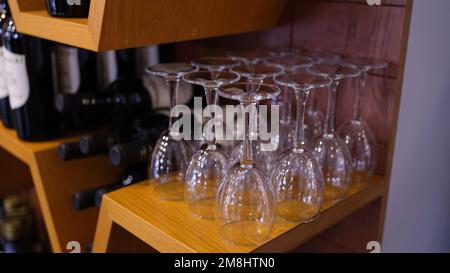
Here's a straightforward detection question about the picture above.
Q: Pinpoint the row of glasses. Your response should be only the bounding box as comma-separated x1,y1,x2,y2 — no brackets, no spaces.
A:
145,50,387,247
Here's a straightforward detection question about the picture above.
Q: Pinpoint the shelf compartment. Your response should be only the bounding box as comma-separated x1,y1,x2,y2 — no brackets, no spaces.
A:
9,0,287,52
93,176,384,253
0,125,123,252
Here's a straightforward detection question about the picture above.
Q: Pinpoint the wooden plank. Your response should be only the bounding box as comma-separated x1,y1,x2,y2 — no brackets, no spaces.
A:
10,0,287,52
377,0,414,242
292,1,406,74
294,236,353,253
255,177,383,252
92,176,383,253
0,148,33,197
320,203,381,252
31,149,123,252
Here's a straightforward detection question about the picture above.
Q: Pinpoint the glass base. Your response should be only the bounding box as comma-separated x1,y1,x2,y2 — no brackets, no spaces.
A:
276,201,320,223
348,171,371,195
219,221,271,246
188,198,216,220
153,178,185,201
323,185,348,202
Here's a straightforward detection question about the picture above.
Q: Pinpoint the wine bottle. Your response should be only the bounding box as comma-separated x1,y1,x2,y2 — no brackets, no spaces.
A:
46,0,91,18
109,138,154,167
0,0,13,128
55,74,194,114
79,126,138,156
52,44,107,131
3,18,58,141
58,141,84,161
72,164,147,210
79,111,168,156
0,195,38,253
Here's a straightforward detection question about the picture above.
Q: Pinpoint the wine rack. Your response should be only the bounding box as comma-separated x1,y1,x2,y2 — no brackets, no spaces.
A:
0,125,123,252
0,0,413,253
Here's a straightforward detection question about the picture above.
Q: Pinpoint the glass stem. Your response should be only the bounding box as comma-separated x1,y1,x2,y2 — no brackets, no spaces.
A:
280,85,291,124
167,79,180,130
204,87,216,146
241,101,254,166
295,90,309,148
353,71,367,121
324,80,340,136
309,90,318,112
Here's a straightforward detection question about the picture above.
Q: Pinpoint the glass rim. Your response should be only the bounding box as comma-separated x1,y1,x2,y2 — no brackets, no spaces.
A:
274,72,333,91
182,70,241,87
307,64,361,80
217,82,281,102
191,57,240,71
146,63,198,79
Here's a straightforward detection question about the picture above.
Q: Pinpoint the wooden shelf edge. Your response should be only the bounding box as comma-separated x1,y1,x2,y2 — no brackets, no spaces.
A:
9,0,287,52
0,124,81,164
254,179,384,253
93,176,384,253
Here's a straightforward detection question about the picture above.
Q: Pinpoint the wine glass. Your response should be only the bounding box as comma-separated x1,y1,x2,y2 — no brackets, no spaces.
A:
146,63,198,201
264,55,315,152
216,82,280,246
191,57,241,150
273,71,332,223
338,56,388,190
301,50,341,140
227,50,272,65
191,57,239,72
229,63,282,172
182,70,240,219
308,63,361,203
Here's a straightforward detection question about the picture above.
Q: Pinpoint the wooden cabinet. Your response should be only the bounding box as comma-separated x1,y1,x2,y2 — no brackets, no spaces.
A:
0,0,413,253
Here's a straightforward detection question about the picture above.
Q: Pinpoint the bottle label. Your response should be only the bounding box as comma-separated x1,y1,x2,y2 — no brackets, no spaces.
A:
53,45,81,94
3,48,30,110
0,46,8,99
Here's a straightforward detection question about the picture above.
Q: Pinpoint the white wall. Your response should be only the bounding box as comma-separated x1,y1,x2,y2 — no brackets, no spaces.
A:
382,0,450,253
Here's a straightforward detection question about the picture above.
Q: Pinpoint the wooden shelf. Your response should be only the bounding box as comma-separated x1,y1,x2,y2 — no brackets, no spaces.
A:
0,123,80,164
93,176,384,253
0,125,122,252
8,0,287,52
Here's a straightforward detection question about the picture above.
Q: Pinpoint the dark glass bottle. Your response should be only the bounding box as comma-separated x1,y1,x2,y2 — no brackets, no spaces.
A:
52,44,107,131
55,77,152,115
72,164,147,210
0,195,38,253
46,0,91,18
3,18,58,141
0,0,13,128
78,126,138,156
58,140,84,161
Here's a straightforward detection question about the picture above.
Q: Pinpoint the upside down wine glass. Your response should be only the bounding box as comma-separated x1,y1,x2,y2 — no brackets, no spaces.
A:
146,63,197,201
183,70,240,219
216,83,280,246
301,50,341,140
273,71,332,223
228,50,272,65
265,54,315,152
308,63,361,203
191,57,241,151
338,57,388,190
229,63,282,172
